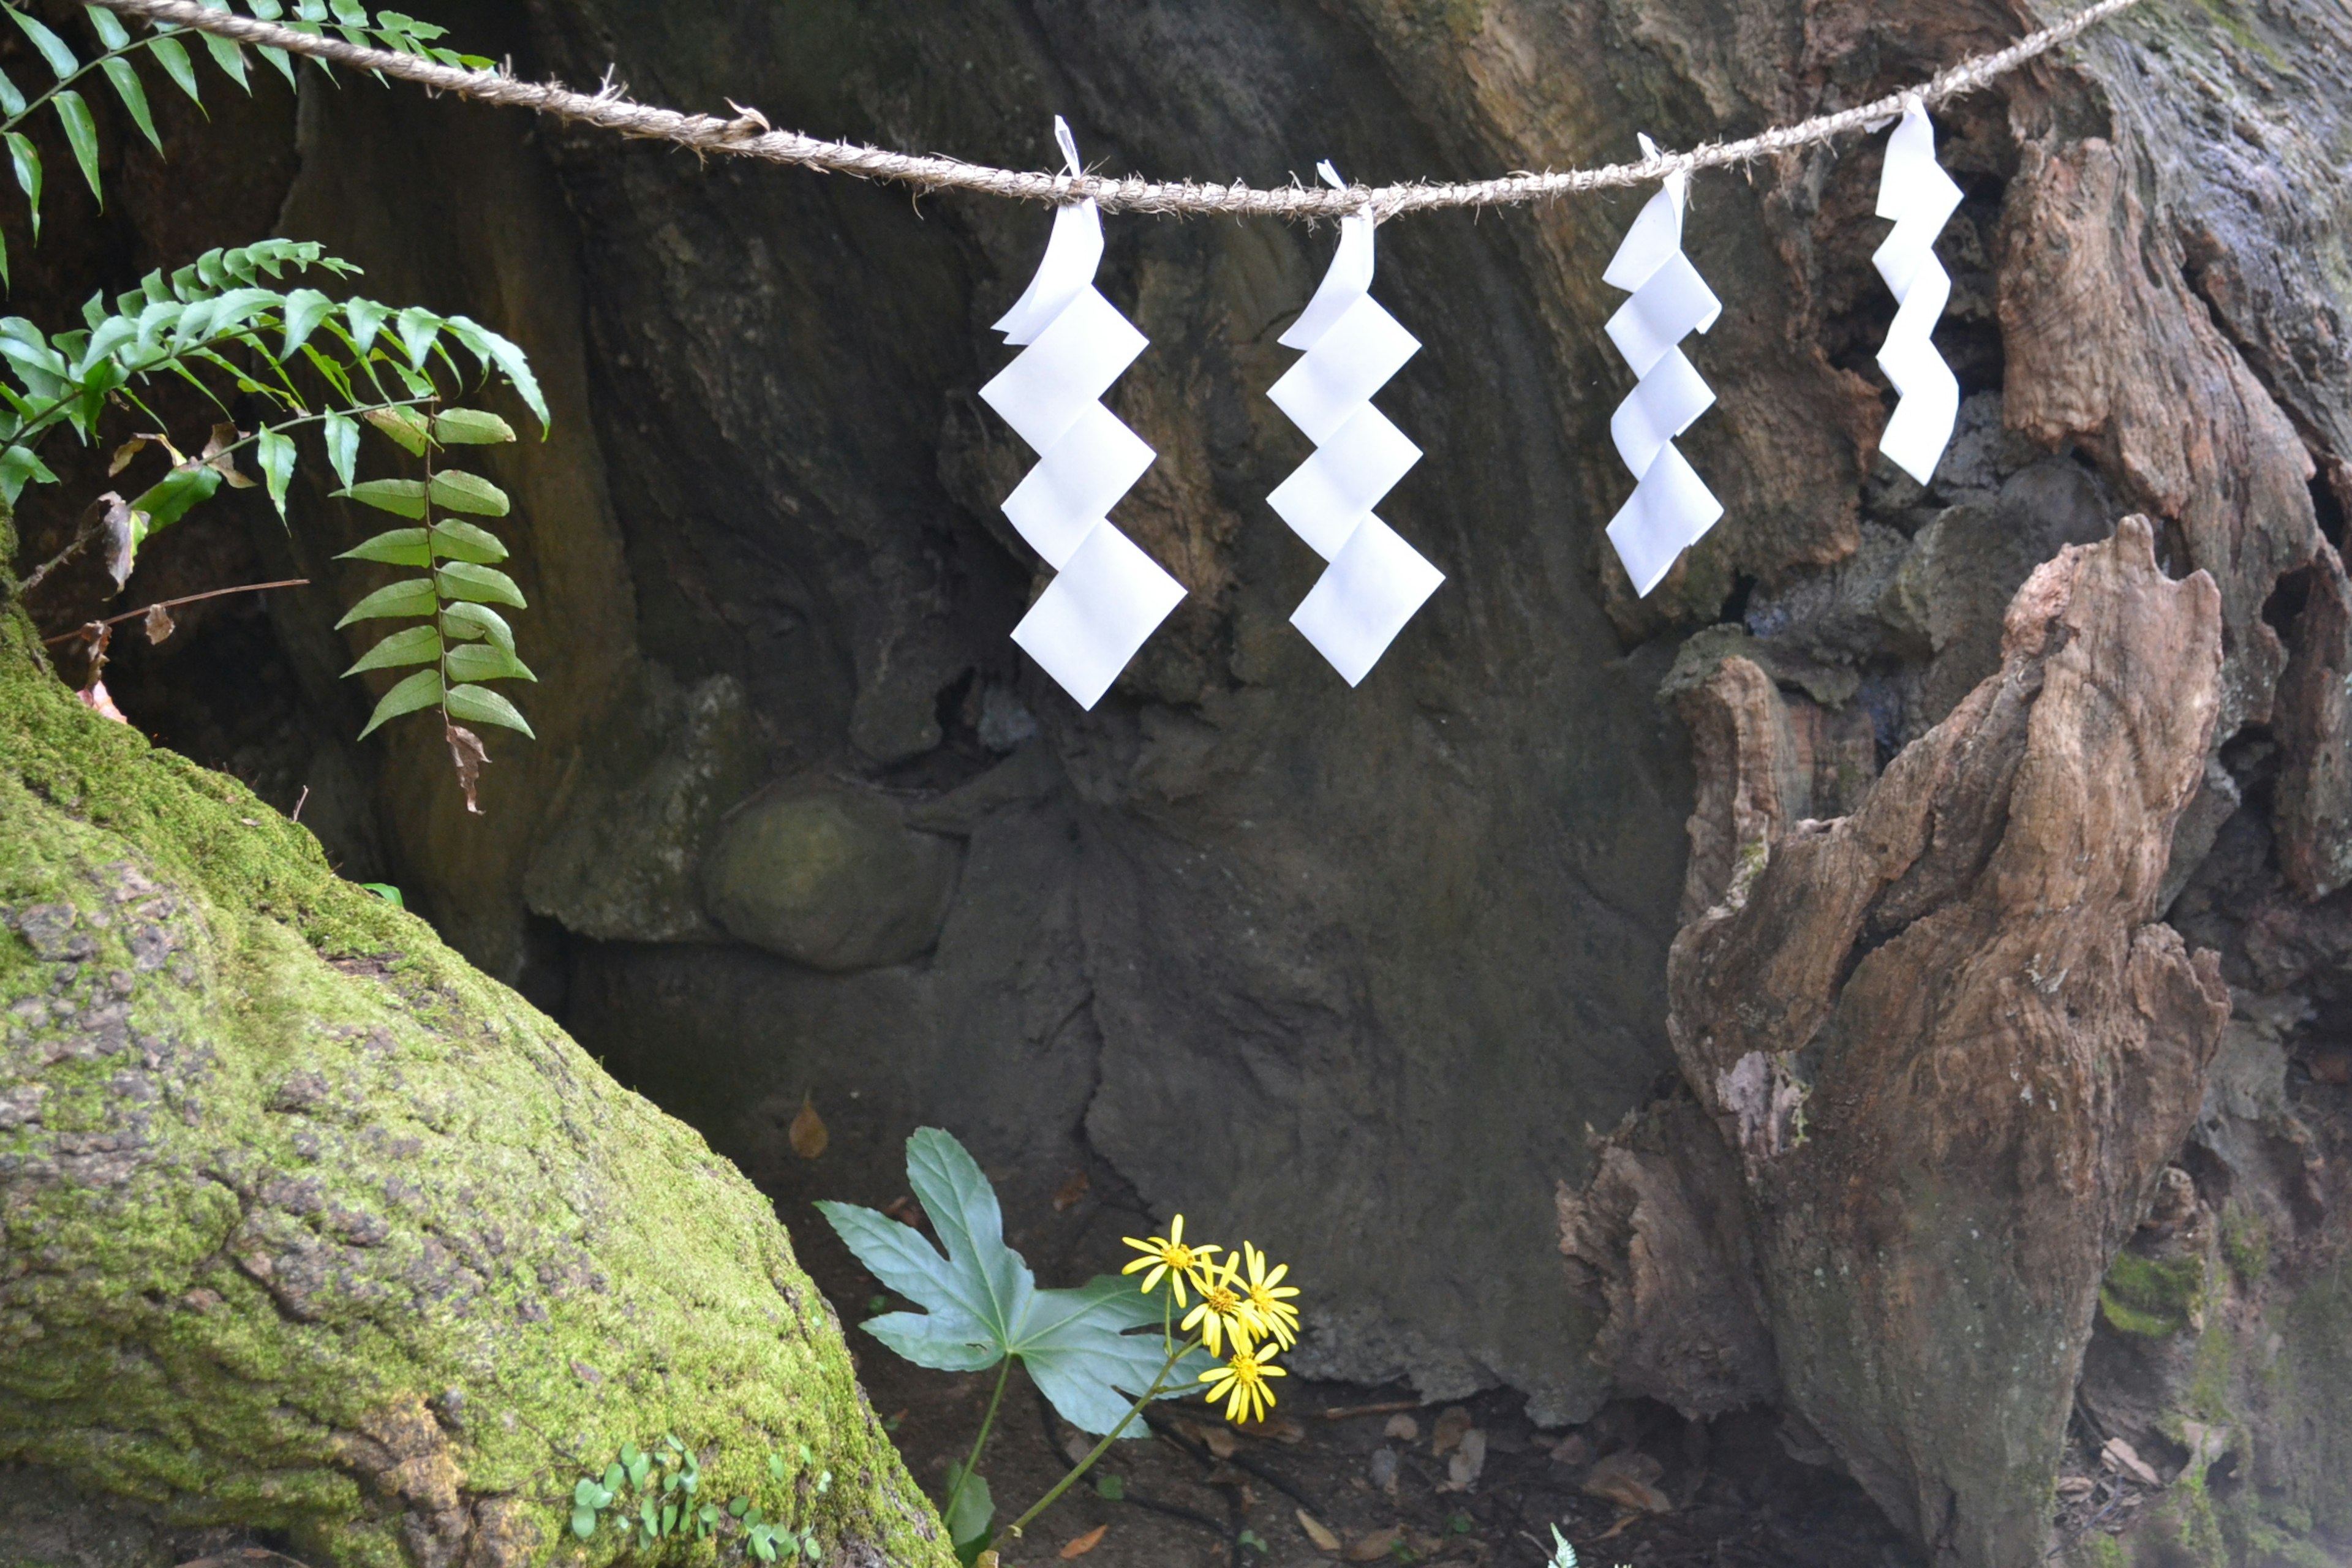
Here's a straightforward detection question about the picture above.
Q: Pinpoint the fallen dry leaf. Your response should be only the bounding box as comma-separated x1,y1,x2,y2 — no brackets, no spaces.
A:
2309,1049,2351,1085
143,603,176,645
2101,1437,2164,1488
883,1194,925,1228
1368,1448,1400,1494
1596,1512,1640,1541
1297,1509,1341,1552
1550,1433,1593,1467
1344,1526,1402,1562
1053,1168,1091,1210
1382,1414,1420,1442
1235,1413,1306,1444
1182,1419,1238,1459
1431,1406,1473,1457
77,677,127,724
1059,1524,1108,1559
1583,1449,1671,1514
1444,1427,1487,1491
790,1094,829,1159
2056,1476,2096,1499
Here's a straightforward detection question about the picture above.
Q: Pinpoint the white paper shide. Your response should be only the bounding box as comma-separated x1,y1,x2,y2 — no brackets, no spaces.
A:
1601,135,1724,598
979,119,1186,709
1872,99,1964,484
1267,165,1444,685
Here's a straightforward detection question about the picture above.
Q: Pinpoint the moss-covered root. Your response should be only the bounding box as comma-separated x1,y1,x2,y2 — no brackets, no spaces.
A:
0,544,950,1563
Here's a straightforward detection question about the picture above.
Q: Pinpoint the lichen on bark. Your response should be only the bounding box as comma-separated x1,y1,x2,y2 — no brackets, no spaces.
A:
0,508,949,1566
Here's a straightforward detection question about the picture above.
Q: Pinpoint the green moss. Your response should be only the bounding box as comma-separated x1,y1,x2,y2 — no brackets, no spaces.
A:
0,506,950,1564
2218,1203,2271,1287
2098,1250,2207,1338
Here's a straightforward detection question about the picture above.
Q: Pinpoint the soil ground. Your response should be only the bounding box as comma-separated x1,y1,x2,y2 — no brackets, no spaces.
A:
790,1202,1932,1568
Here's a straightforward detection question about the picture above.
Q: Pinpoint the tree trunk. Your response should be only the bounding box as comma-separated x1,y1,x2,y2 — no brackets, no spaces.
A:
6,1,2349,1566
0,508,951,1568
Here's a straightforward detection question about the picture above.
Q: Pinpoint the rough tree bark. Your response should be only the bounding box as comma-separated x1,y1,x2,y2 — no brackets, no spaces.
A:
0,511,949,1567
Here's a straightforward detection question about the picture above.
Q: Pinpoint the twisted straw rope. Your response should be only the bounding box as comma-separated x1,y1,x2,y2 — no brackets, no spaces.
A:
91,0,2142,218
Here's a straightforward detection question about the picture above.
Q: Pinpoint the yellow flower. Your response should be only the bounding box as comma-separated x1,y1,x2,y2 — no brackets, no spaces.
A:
1199,1344,1285,1424
1120,1214,1219,1306
1178,1253,1262,1359
1238,1242,1301,1351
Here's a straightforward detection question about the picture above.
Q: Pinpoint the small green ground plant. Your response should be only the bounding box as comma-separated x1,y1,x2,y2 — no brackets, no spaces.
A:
569,1437,832,1562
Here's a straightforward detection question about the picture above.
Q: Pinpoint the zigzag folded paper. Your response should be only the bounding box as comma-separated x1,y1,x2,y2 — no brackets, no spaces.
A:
1268,164,1444,686
1872,99,1964,484
979,119,1185,709
1602,135,1724,598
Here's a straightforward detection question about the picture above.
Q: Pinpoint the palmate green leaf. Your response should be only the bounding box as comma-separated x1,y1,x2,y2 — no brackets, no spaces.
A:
337,526,428,566
429,519,505,562
357,666,440,738
443,641,533,684
99,56,161,154
429,467,507,516
53,91,101,205
440,600,513,652
435,560,524,607
342,622,438,675
817,1128,1209,1435
335,576,437,626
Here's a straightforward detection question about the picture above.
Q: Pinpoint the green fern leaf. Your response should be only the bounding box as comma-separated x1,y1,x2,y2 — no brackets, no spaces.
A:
83,6,132,50
97,58,162,154
6,9,81,80
334,576,437,626
51,91,100,205
342,622,440,675
322,410,360,486
336,477,426,516
439,601,513,652
435,560,525,608
6,133,41,242
357,667,442,738
428,519,507,563
0,66,26,118
343,623,441,676
255,425,295,517
428,468,507,516
432,408,515,445
337,527,429,566
445,682,534,737
444,643,534,684
146,35,202,104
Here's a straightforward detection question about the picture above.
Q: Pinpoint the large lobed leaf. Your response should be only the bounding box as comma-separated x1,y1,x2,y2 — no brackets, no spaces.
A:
817,1128,1210,1436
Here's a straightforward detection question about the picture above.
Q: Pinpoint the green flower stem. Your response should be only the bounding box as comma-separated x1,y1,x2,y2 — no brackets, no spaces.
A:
941,1355,1012,1531
1003,1338,1195,1542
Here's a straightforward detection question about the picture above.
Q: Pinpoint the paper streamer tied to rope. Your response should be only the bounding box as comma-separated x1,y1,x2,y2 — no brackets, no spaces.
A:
1872,99,1964,484
979,119,1185,709
1267,163,1445,685
1602,134,1724,598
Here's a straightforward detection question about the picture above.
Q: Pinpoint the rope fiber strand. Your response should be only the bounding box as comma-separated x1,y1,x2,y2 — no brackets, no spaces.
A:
88,0,2141,217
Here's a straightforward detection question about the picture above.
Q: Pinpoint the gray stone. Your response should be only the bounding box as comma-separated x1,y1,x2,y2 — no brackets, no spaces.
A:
524,667,763,943
701,780,960,971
